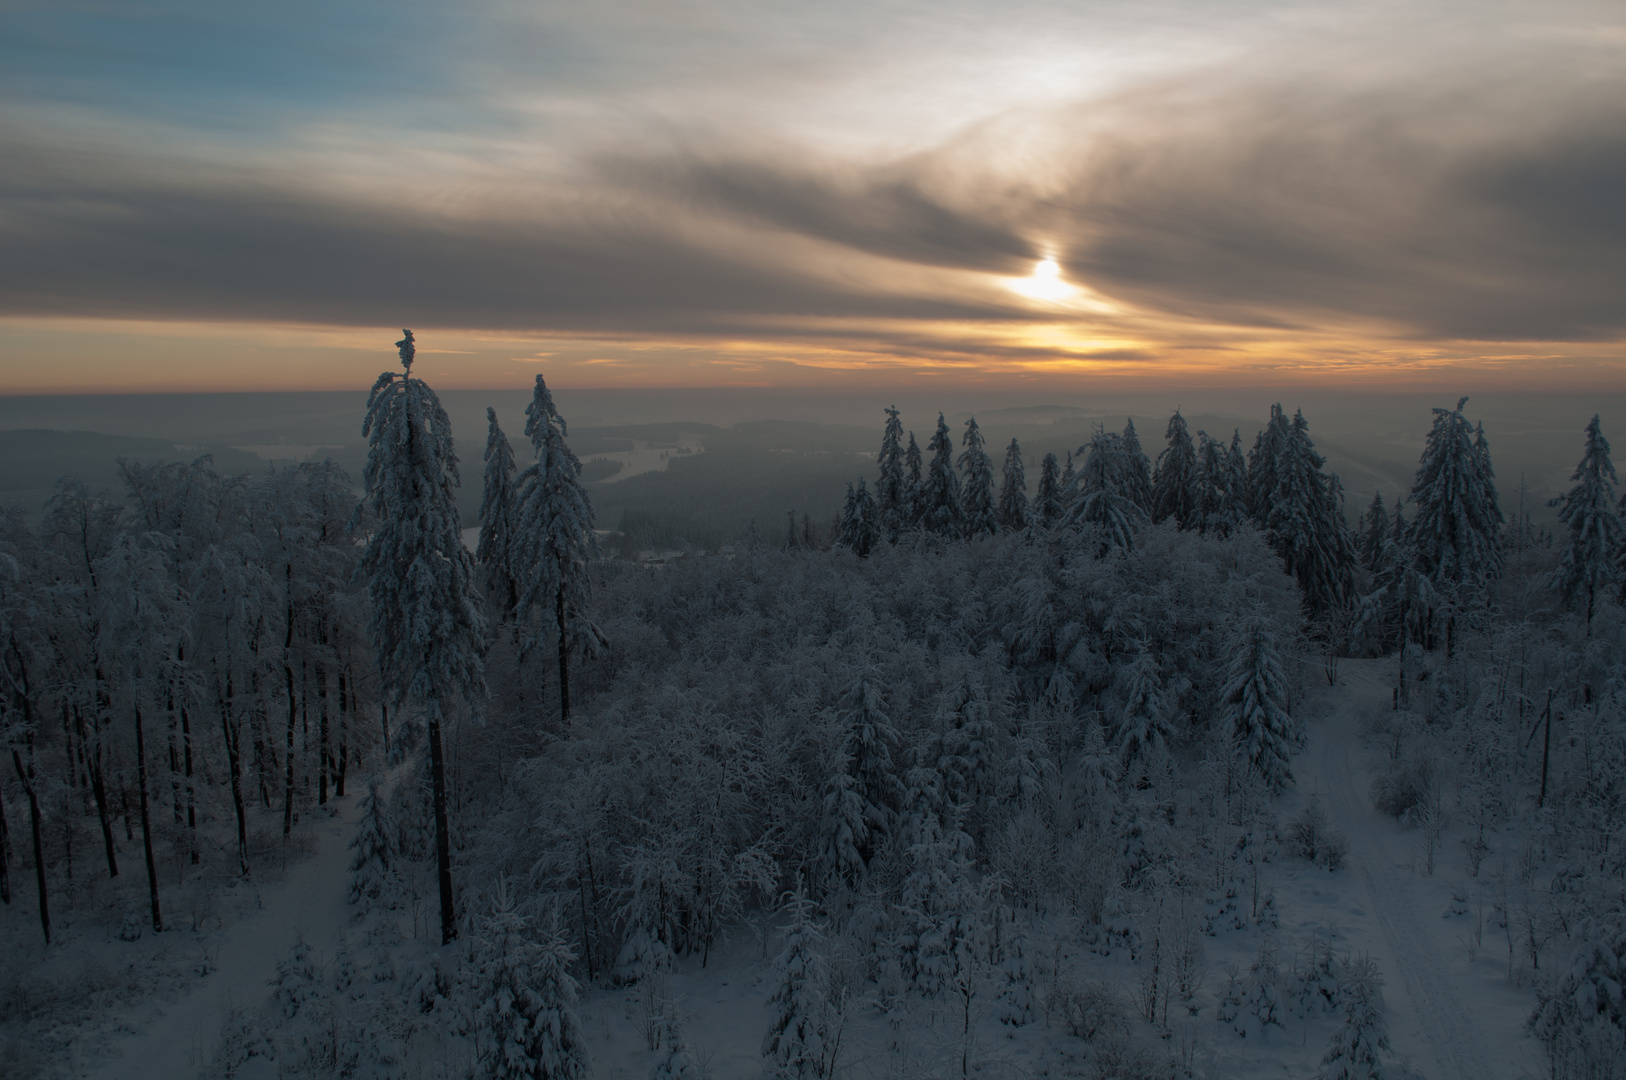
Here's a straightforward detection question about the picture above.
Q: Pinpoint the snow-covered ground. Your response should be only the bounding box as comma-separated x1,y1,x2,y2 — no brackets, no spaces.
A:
52,657,1555,1079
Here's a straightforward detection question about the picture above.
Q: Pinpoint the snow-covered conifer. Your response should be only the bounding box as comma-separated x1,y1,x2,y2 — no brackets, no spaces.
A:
819,676,901,890
762,887,833,1079
903,431,924,529
1219,621,1295,792
514,373,602,726
1195,429,1247,537
348,777,398,908
1115,651,1174,776
1358,491,1390,574
920,414,964,538
1262,409,1357,617
1121,418,1154,513
997,918,1036,1026
1032,451,1064,528
1067,428,1149,552
1407,397,1503,588
1248,405,1293,524
959,417,998,537
837,479,879,557
1319,955,1390,1080
1548,415,1623,621
998,438,1029,532
479,407,521,617
473,889,590,1080
355,329,488,944
877,406,908,543
1153,410,1199,528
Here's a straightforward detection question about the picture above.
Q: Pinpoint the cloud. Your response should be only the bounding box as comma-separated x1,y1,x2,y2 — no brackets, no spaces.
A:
2,9,1624,360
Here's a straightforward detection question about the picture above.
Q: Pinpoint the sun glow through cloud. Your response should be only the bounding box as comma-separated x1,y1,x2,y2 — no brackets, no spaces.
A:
1006,257,1078,304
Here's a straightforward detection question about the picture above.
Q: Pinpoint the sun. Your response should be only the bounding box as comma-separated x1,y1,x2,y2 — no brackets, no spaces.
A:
1007,255,1078,303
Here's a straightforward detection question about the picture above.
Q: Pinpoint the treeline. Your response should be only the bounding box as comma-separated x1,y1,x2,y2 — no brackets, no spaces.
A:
0,457,378,946
834,399,1510,638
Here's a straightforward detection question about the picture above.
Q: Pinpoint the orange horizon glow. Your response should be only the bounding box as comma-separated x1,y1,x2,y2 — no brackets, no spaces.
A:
4,314,1624,397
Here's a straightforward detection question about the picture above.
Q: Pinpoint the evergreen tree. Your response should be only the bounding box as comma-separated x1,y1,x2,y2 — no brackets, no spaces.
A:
514,373,602,727
478,408,521,618
904,431,924,529
1358,491,1390,574
837,479,879,557
1032,451,1064,528
1319,955,1390,1080
1247,405,1294,523
1407,397,1504,589
997,438,1029,532
473,890,591,1080
1262,409,1357,616
762,888,834,1079
920,413,964,538
1060,449,1076,497
1121,418,1154,513
1548,415,1623,622
348,777,398,907
802,513,821,551
818,672,899,890
877,406,908,543
355,329,489,944
959,417,998,537
1152,410,1199,528
785,510,801,552
1194,429,1249,537
1114,650,1174,775
1067,428,1149,552
1219,621,1295,792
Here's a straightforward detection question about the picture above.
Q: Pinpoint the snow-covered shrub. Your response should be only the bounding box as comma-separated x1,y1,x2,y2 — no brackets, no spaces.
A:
1051,978,1127,1042
349,777,400,909
1370,753,1435,820
1319,954,1390,1080
1289,798,1347,870
1530,918,1626,1080
471,891,590,1080
762,891,835,1080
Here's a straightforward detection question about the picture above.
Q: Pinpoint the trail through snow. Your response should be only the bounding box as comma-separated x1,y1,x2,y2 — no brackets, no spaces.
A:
1308,660,1506,1080
88,796,361,1080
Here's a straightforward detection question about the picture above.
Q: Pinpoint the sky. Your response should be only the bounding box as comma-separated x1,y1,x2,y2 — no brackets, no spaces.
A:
2,0,1624,393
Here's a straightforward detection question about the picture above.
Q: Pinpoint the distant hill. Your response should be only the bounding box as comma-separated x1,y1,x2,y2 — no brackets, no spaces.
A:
0,429,278,516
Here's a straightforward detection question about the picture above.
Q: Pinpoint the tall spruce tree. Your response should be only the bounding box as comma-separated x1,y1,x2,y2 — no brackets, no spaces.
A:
1549,415,1623,623
1248,405,1294,524
478,408,521,618
959,417,998,537
1358,491,1390,574
355,330,488,944
1068,428,1149,553
1152,409,1199,528
515,374,601,727
998,438,1029,532
1032,451,1064,528
837,479,879,557
1219,620,1296,792
920,413,964,538
904,431,924,529
877,406,908,543
1120,418,1154,514
1262,410,1357,616
1407,397,1503,589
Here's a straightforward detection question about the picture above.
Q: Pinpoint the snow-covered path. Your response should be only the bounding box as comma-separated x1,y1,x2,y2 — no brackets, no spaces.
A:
88,797,361,1080
1308,660,1506,1080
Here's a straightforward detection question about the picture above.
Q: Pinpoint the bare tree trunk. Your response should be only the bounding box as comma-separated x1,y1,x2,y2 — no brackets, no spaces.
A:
133,702,163,933
427,701,457,944
221,675,250,877
0,763,10,906
335,668,349,798
11,751,48,944
317,660,330,806
284,566,298,839
556,586,571,727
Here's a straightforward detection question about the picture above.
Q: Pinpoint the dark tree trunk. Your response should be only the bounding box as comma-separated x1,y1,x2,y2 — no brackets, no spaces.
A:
317,661,330,805
556,586,570,726
284,565,298,838
11,751,49,944
87,736,118,878
335,669,349,798
427,702,457,944
0,764,10,906
221,676,250,877
132,702,163,933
